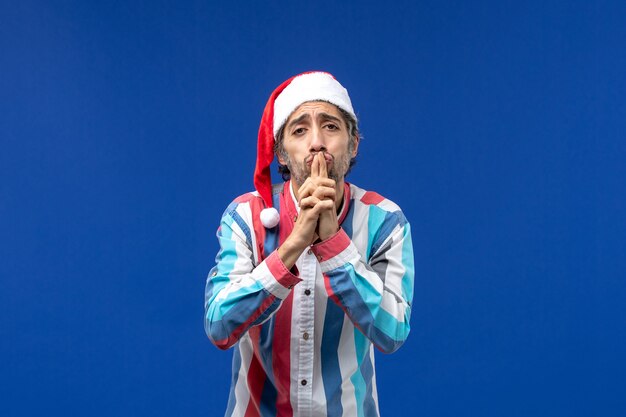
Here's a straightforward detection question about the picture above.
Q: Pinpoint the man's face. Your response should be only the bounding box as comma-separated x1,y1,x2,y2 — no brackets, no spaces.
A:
277,101,358,187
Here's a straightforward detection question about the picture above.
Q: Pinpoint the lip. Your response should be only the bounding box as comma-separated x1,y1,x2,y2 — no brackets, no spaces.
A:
306,160,334,168
306,153,333,166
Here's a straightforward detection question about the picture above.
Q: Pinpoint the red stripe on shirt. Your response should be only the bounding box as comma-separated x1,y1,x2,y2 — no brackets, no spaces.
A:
234,192,257,204
311,228,351,263
272,292,294,417
271,183,296,416
360,191,385,205
244,327,265,417
338,182,352,225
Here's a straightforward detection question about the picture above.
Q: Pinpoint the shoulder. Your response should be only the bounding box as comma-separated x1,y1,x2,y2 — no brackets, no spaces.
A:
348,182,409,231
349,183,403,214
221,191,260,214
348,183,411,255
221,183,284,218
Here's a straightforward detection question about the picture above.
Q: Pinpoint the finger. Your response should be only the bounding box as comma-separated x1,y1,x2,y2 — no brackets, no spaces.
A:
299,195,321,210
320,199,335,210
311,153,320,178
319,153,328,178
312,199,335,214
298,180,316,200
313,186,336,201
310,177,336,189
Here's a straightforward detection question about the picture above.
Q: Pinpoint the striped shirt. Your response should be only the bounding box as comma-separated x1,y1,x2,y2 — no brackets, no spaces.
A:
205,181,414,417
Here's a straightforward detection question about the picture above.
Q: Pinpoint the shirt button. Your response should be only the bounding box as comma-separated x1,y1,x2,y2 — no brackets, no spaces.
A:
303,332,309,340
307,249,312,255
317,255,323,261
304,289,311,296
301,379,307,386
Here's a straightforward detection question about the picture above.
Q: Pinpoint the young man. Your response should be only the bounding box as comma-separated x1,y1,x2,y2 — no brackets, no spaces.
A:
205,71,415,417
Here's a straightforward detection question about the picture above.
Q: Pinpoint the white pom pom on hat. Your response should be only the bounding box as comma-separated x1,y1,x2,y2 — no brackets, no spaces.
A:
260,207,280,228
253,71,356,229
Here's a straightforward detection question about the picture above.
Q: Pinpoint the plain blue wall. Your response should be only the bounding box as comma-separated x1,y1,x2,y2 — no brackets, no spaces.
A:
1,1,625,416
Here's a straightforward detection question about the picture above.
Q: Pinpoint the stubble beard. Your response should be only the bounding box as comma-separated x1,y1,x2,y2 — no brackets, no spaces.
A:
284,151,352,187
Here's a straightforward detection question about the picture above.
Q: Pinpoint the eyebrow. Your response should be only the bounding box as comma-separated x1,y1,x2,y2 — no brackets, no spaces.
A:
286,112,343,130
286,114,311,130
318,112,343,125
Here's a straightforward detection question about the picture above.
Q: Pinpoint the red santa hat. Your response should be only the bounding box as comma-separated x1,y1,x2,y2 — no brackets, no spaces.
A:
254,71,356,228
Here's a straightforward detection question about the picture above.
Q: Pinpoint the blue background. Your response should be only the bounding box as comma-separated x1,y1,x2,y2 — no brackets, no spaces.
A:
1,1,625,416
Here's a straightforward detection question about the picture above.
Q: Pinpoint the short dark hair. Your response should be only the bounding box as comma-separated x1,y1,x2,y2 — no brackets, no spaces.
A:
273,102,360,181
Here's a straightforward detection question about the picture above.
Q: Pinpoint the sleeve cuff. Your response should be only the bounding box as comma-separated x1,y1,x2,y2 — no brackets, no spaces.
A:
311,228,360,272
254,250,301,299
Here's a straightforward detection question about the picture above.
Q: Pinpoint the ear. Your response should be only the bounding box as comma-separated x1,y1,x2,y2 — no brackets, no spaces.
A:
276,151,286,165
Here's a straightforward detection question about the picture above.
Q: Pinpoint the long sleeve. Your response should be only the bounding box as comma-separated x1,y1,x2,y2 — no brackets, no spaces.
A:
204,202,300,350
310,209,414,353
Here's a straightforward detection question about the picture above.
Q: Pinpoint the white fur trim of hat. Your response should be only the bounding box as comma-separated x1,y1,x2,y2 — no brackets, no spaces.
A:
272,72,356,138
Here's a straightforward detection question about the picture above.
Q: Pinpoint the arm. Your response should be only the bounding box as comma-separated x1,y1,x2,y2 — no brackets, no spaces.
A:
204,203,300,350
311,211,414,353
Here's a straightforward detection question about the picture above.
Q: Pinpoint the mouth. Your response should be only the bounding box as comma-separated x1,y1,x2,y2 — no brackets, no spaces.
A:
305,152,334,166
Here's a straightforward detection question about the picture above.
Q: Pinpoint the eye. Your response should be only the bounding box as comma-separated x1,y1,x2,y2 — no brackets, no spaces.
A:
293,127,306,136
324,123,338,131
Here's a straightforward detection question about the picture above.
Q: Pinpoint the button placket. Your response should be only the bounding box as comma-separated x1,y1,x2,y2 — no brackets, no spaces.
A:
296,252,315,410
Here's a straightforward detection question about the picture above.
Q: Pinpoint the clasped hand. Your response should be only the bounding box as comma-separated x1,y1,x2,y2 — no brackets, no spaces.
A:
277,153,340,268
296,152,339,245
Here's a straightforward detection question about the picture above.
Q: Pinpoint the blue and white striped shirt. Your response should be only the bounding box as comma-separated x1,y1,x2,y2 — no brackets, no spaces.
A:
205,181,414,417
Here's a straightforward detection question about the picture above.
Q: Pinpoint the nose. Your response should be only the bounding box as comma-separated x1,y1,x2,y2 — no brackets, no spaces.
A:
308,125,326,153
